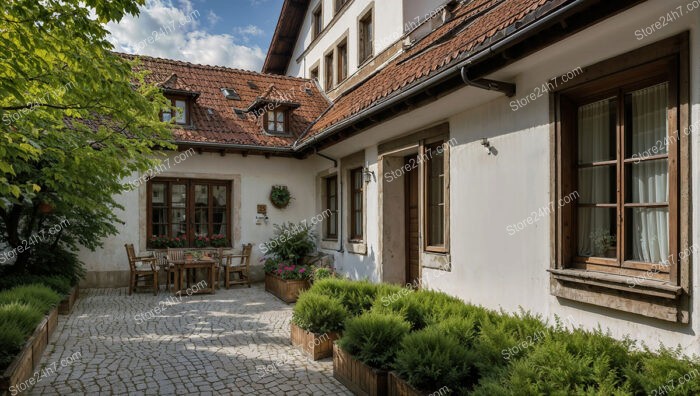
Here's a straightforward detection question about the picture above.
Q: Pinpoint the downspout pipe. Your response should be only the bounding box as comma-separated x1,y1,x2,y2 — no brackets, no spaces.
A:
293,0,588,152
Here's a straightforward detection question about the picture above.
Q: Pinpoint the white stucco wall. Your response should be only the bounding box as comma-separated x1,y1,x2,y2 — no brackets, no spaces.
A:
318,0,700,352
78,152,329,285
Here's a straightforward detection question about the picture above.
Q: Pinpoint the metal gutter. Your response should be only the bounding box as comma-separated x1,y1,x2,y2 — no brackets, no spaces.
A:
176,140,295,153
293,0,589,152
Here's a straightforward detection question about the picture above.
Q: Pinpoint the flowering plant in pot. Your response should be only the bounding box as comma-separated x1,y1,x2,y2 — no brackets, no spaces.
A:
167,237,186,248
194,235,210,248
210,234,228,248
150,235,170,249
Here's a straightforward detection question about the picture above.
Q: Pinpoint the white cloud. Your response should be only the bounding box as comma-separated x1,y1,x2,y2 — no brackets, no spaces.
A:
106,0,266,71
207,10,220,26
234,25,264,37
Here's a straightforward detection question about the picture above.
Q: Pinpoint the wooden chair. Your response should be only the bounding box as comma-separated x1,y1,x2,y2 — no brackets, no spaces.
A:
166,248,185,292
125,244,158,295
223,244,253,289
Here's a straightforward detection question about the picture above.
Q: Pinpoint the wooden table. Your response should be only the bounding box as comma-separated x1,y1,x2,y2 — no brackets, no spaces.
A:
170,259,217,295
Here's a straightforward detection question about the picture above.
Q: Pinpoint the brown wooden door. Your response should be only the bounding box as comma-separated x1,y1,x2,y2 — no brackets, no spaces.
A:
405,155,420,286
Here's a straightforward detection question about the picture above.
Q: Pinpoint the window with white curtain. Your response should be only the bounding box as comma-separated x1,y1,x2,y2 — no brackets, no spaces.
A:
552,33,689,322
573,81,672,272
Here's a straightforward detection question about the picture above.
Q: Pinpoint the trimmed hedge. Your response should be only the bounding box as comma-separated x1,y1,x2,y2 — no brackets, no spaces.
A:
0,274,72,295
0,284,60,372
320,279,700,396
292,291,348,334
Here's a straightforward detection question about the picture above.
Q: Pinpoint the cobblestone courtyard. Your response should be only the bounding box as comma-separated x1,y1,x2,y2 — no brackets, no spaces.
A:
29,285,351,395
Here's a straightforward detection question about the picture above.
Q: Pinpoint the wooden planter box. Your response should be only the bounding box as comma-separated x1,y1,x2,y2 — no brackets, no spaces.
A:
58,285,79,315
388,371,449,396
264,274,309,303
290,323,340,360
333,343,388,396
0,307,58,396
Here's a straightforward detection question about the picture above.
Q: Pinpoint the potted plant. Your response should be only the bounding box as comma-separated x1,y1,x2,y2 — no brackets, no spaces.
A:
291,292,347,360
210,234,228,248
390,326,471,395
590,230,617,258
334,312,410,396
262,221,317,302
263,258,312,303
149,235,170,249
194,235,210,248
270,185,292,209
167,237,186,248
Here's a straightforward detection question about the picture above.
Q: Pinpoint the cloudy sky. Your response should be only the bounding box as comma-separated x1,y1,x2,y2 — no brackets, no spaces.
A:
106,0,284,72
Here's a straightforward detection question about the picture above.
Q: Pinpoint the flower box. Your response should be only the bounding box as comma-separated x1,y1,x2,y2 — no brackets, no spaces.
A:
0,307,58,396
333,343,388,396
264,273,309,303
290,323,339,360
58,285,79,315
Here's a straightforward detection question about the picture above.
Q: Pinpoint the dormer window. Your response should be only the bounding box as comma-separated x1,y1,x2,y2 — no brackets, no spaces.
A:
162,97,189,125
265,109,287,134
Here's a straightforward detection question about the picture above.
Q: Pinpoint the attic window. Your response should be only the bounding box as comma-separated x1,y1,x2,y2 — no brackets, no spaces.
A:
264,109,287,134
247,81,259,90
221,88,240,100
161,97,189,125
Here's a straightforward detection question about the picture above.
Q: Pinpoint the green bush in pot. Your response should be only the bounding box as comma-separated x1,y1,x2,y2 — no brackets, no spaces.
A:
292,292,348,334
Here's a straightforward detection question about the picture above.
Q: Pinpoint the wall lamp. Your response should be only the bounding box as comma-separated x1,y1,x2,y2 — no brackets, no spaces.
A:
363,163,376,183
481,138,494,155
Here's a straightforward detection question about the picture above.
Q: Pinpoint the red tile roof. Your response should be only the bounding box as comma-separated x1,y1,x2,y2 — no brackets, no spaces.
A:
298,0,565,143
119,53,330,148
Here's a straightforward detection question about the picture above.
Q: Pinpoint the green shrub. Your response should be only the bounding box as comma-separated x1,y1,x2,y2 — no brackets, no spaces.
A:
394,327,474,393
310,278,379,316
0,302,45,334
430,316,480,347
0,284,62,313
0,321,28,370
374,289,474,330
0,274,72,295
292,292,348,334
263,222,317,263
337,312,410,370
26,244,85,286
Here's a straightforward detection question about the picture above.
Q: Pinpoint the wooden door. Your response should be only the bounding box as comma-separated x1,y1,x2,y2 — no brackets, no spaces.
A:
405,155,420,286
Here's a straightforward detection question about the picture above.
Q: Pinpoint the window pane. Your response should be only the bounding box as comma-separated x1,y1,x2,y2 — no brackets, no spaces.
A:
427,146,445,245
276,111,284,122
353,211,362,237
578,166,616,204
162,112,172,122
626,83,668,159
194,185,209,236
627,207,669,264
152,183,166,204
172,184,186,206
276,120,285,132
626,159,668,203
212,186,226,206
577,208,616,258
175,100,187,124
171,209,187,237
268,121,276,131
578,98,616,164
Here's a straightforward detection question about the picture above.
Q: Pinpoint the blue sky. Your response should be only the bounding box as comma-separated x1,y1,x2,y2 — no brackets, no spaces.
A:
107,0,284,71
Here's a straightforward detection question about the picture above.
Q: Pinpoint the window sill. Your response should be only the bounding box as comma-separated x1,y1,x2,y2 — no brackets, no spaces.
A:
549,268,686,323
346,240,367,255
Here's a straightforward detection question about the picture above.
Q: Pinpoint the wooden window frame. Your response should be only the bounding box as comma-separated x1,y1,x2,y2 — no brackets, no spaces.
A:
349,167,364,242
337,39,348,83
550,33,690,323
324,51,334,90
358,9,373,66
325,176,339,240
146,178,232,248
334,0,349,15
263,108,288,134
423,140,449,253
161,95,190,125
312,3,323,40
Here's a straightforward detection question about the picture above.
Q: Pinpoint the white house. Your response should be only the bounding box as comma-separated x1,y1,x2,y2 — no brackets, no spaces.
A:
87,0,700,353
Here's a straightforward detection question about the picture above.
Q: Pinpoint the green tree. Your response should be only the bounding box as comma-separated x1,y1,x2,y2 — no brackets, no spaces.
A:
0,0,174,273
